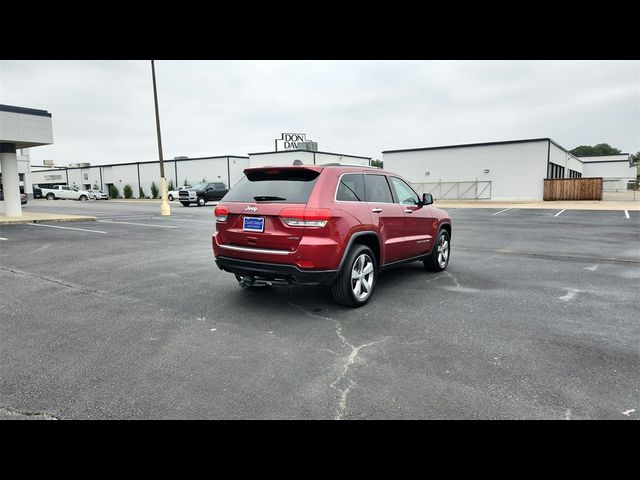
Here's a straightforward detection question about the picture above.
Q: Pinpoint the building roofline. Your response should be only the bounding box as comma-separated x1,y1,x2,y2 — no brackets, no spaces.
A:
248,149,372,160
382,137,567,154
0,104,52,118
29,155,249,172
576,153,630,158
578,159,633,164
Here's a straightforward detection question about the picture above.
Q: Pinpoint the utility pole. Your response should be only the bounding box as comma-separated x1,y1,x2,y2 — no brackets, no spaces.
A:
151,60,170,216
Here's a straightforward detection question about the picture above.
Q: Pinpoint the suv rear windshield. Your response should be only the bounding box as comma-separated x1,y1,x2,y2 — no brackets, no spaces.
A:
222,169,320,203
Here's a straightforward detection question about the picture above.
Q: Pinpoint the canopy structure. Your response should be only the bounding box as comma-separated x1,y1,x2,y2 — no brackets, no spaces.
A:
0,104,53,217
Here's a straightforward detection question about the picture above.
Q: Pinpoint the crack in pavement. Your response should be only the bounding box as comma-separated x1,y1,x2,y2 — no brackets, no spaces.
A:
441,271,480,293
0,405,60,420
287,300,388,420
0,265,207,327
0,266,106,295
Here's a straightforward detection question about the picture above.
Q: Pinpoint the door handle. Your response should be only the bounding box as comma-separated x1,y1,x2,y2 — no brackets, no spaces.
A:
371,208,382,213
404,209,413,213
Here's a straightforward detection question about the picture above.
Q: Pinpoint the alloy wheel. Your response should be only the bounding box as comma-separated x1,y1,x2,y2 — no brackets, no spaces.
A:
437,234,449,268
351,253,374,300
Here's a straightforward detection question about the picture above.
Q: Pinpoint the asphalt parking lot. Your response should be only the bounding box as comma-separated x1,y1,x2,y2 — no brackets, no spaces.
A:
1,199,638,419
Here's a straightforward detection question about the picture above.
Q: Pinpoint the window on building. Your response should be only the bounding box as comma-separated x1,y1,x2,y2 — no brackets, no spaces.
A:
567,169,582,178
547,163,566,179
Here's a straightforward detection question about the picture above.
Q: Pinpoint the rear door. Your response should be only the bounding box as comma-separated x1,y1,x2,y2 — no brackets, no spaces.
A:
216,167,321,253
388,176,435,258
59,186,71,199
364,174,405,264
213,182,228,200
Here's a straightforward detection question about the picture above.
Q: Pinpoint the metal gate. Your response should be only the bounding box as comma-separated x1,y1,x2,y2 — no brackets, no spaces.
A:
410,180,492,200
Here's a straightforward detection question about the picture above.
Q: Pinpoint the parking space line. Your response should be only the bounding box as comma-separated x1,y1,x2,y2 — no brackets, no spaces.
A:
0,237,8,241
151,217,213,223
98,220,177,229
26,223,107,234
492,208,512,216
554,209,566,217
624,210,630,219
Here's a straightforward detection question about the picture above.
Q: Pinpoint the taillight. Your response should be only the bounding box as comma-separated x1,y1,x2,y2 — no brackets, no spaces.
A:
279,208,331,227
214,205,229,222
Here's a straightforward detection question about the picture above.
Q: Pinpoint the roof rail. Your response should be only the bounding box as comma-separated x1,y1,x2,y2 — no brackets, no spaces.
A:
319,162,381,169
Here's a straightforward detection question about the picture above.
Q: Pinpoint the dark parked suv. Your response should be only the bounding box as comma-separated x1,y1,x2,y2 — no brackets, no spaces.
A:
212,164,452,307
179,182,228,207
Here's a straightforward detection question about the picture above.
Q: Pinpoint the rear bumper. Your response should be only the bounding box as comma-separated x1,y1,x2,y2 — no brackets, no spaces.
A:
215,256,338,286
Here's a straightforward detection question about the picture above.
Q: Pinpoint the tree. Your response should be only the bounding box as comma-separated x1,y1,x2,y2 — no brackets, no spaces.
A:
183,178,189,187
570,143,622,157
123,184,133,199
139,187,146,199
167,179,174,192
109,185,119,199
93,181,99,190
371,159,383,168
150,181,159,199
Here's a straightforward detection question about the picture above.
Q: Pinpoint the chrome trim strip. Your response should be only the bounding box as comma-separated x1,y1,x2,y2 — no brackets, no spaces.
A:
219,244,291,255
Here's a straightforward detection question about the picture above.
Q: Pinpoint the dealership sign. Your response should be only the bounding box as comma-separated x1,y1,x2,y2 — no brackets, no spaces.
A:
275,133,309,151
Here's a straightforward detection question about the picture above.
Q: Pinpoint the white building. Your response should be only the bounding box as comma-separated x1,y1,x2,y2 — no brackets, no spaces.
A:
578,154,636,192
247,149,371,168
28,148,371,198
382,138,636,201
30,155,251,198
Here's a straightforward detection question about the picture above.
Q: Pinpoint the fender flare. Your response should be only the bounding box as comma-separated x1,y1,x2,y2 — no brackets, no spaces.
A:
336,231,381,272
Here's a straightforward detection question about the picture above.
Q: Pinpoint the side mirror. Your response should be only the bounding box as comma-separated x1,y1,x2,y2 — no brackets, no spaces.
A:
421,193,434,205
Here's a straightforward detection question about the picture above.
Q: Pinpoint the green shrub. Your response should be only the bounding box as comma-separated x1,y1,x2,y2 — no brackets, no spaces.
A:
150,181,159,199
168,179,174,192
139,187,146,199
123,184,133,199
183,178,189,187
109,185,119,198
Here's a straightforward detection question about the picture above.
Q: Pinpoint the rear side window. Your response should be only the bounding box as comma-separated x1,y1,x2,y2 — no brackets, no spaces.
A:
336,174,365,202
364,175,393,203
222,169,320,203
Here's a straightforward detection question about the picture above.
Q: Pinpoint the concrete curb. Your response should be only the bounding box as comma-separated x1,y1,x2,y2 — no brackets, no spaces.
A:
434,201,640,211
0,214,97,224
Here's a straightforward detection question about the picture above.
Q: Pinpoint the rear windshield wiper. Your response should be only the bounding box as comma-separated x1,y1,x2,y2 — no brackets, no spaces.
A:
253,195,287,201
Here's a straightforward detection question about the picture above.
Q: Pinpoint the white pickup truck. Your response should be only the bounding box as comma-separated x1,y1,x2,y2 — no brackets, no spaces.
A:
41,185,91,201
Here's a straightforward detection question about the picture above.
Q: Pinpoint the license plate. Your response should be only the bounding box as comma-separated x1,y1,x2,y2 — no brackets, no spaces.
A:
243,216,264,232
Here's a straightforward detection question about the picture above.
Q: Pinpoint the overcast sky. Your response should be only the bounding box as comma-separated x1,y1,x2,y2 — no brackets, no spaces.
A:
1,60,638,165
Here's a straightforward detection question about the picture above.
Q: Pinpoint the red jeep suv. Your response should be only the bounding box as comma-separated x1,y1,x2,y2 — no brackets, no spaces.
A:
212,164,452,307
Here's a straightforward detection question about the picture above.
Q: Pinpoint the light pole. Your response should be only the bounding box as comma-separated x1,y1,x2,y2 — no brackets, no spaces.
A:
151,60,170,216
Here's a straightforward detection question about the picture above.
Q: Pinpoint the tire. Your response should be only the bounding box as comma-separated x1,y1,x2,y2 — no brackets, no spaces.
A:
331,244,377,307
180,202,190,207
79,195,88,201
168,194,174,201
424,229,450,272
46,193,55,200
196,196,206,207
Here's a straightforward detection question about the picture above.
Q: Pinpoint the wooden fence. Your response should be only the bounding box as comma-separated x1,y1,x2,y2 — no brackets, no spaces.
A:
543,177,603,201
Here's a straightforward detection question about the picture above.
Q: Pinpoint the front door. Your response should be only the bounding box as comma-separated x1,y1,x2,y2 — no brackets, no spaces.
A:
364,174,405,264
388,176,435,259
